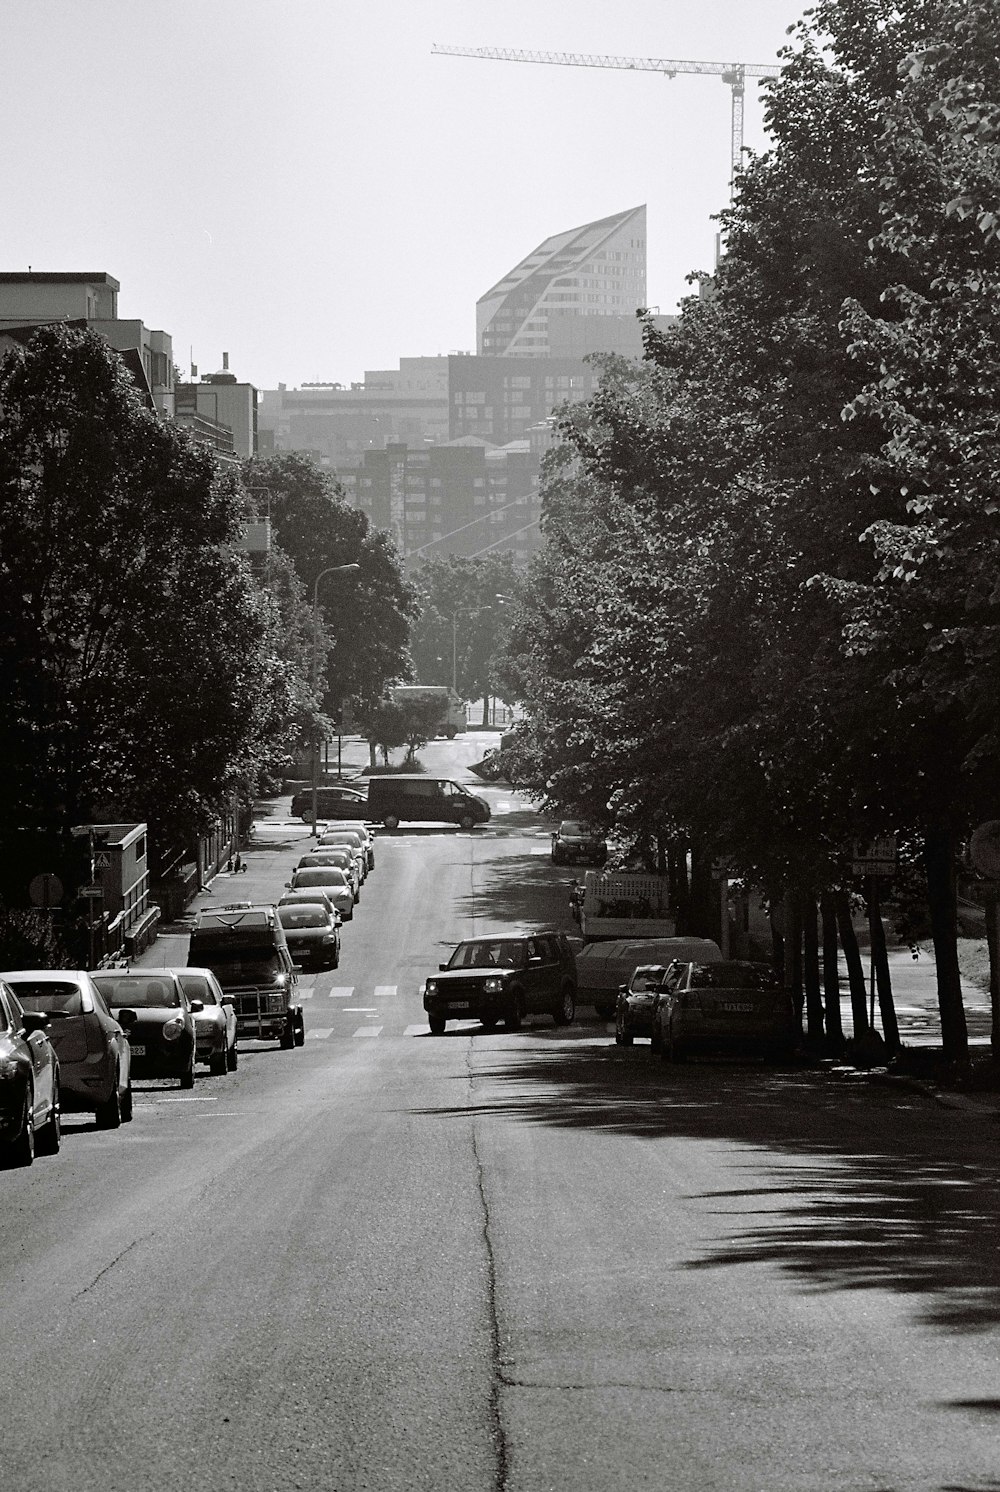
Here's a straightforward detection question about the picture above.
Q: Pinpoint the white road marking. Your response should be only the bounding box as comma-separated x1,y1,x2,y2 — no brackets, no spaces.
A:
373,985,397,998
326,987,355,998
352,1026,383,1038
142,1095,219,1104
307,1028,334,1040
344,1007,376,1013
299,989,315,1000
404,1023,429,1036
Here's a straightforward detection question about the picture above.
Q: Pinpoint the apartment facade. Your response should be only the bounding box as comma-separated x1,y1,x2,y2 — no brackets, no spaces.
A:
476,206,647,357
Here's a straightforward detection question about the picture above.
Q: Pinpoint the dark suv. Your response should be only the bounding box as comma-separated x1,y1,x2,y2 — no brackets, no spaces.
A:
290,784,368,821
423,932,576,1034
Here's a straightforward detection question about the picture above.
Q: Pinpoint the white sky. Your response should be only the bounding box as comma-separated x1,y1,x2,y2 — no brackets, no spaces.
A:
1,0,800,389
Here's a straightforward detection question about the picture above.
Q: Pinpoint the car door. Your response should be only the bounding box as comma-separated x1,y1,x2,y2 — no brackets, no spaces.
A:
521,938,550,1014
3,985,56,1120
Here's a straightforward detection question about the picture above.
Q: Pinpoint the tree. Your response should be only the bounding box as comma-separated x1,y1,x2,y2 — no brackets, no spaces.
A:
244,453,418,713
410,551,520,714
0,325,285,886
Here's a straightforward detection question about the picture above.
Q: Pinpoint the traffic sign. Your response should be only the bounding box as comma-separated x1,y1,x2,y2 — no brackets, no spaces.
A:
28,872,63,908
79,884,104,899
851,836,897,878
970,821,1000,879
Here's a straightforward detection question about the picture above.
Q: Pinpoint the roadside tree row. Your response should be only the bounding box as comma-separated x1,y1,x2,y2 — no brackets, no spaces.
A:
495,0,1000,1065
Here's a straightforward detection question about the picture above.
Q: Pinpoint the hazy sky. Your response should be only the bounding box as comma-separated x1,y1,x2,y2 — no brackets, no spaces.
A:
2,0,801,389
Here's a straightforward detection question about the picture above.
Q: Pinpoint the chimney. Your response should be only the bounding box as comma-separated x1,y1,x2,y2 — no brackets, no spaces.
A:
223,352,229,372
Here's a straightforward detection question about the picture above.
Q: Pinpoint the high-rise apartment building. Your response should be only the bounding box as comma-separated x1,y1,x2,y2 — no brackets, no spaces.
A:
476,205,647,357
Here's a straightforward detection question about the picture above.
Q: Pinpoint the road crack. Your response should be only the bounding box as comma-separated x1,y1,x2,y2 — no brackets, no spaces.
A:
72,1234,150,1300
467,1042,509,1492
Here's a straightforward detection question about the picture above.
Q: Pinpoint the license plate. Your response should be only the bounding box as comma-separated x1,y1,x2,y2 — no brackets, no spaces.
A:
449,1003,471,1013
723,1004,755,1014
129,1043,147,1057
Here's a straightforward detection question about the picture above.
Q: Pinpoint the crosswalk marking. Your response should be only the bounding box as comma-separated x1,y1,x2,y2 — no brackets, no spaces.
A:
299,989,315,1000
326,987,355,998
352,1026,383,1038
307,1028,334,1040
403,1023,428,1037
373,985,397,999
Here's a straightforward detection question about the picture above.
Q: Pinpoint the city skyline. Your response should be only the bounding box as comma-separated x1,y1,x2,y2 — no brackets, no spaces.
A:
1,0,798,388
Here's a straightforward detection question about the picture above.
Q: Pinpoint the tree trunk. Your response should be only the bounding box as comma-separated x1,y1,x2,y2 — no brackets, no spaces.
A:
984,884,1000,1057
923,824,969,1068
783,888,804,1027
687,848,714,940
802,891,824,1046
820,891,845,1051
867,879,900,1055
669,842,690,930
835,890,869,1038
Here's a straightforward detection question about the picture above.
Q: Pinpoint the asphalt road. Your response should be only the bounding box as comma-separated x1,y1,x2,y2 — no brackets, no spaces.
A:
3,735,1000,1491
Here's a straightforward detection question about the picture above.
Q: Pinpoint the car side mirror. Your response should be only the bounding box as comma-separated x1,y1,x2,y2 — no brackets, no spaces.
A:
188,999,204,1014
220,997,235,1007
20,1010,49,1033
117,1008,138,1030
439,963,449,971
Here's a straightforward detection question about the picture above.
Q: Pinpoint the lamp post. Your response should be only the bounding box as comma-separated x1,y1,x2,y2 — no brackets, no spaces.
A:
311,564,360,836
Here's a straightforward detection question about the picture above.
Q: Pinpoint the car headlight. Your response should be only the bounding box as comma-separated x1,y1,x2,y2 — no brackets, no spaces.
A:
162,1016,185,1041
483,977,504,994
273,973,287,987
425,980,438,996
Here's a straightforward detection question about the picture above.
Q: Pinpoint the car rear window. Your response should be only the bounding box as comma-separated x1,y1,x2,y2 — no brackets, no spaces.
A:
92,976,181,1008
8,981,89,1015
688,963,779,990
630,967,666,992
278,906,328,929
294,868,348,886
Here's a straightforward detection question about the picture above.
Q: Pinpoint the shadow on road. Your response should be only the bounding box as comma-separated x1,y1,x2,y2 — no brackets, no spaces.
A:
413,1034,1000,1337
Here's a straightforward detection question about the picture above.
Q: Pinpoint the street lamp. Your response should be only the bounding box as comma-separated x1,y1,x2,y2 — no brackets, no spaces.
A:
311,564,360,836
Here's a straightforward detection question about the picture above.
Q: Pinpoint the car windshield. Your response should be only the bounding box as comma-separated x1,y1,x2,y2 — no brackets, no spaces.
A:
177,974,216,1004
447,940,526,970
7,980,87,1015
688,963,780,990
278,906,329,929
93,976,181,1008
629,967,666,993
195,953,281,983
295,868,347,886
561,821,593,836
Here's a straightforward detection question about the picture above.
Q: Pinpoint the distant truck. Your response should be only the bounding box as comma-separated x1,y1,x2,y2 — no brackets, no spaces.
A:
575,871,673,944
389,684,466,739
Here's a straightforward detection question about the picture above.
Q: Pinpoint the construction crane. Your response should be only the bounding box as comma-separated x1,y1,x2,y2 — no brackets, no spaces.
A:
431,44,778,178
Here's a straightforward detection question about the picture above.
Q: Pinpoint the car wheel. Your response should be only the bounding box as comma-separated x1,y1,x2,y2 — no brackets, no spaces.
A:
209,1043,228,1076
553,985,575,1026
120,1084,134,1123
667,1026,687,1064
228,1039,238,1071
294,1021,305,1048
279,1018,295,1050
505,995,524,1031
650,1020,662,1053
594,1001,615,1022
383,813,399,830
480,1014,498,1031
459,812,476,831
36,1084,61,1156
4,1087,35,1168
95,1070,123,1128
428,1015,446,1035
615,1013,632,1046
179,1056,196,1088
330,946,340,969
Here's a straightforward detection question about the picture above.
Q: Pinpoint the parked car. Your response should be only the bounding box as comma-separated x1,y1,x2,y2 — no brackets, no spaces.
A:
288,866,354,920
278,889,342,920
652,960,799,1064
367,775,490,831
423,932,576,1035
1,969,132,1126
171,968,238,1074
551,820,607,866
314,829,369,882
614,964,669,1046
0,980,61,1165
297,849,361,899
323,821,375,870
91,970,199,1088
291,784,368,822
187,906,303,1049
277,902,342,970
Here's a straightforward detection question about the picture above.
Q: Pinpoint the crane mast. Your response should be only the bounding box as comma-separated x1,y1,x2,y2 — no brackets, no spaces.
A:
431,44,777,176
